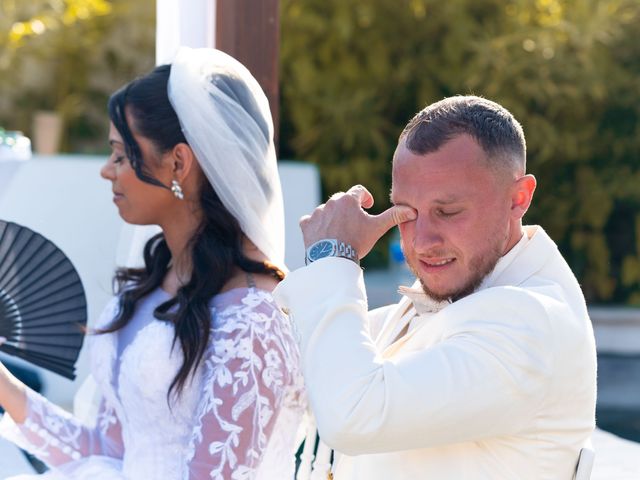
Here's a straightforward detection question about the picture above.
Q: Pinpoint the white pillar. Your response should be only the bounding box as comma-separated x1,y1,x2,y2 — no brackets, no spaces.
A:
120,0,219,270
156,0,216,65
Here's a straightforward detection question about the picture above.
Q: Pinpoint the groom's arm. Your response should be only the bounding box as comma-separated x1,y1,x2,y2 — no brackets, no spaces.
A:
274,257,554,455
275,184,544,453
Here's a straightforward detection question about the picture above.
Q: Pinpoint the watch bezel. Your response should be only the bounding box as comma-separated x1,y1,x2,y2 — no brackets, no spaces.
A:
306,239,337,264
305,239,359,265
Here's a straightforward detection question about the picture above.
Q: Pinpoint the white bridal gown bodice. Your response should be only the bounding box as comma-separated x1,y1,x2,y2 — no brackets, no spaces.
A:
0,287,306,480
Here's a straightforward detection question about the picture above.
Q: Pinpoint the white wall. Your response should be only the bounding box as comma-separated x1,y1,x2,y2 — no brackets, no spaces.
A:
0,155,320,408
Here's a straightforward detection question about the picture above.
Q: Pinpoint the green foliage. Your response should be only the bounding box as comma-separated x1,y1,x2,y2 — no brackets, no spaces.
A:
280,0,640,304
0,0,155,152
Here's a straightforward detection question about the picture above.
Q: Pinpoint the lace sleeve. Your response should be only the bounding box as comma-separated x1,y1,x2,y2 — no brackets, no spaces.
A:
0,388,124,467
185,291,297,480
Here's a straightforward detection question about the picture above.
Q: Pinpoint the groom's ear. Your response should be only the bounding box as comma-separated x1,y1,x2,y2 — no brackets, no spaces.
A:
510,174,536,220
170,143,197,183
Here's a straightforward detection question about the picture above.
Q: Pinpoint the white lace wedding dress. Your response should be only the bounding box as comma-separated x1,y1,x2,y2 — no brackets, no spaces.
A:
0,287,306,479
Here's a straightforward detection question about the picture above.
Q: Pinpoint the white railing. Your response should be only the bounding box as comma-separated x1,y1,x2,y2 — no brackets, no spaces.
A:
590,307,640,355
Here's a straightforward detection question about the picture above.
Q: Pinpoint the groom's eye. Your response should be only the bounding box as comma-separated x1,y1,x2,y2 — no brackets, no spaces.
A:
438,208,461,218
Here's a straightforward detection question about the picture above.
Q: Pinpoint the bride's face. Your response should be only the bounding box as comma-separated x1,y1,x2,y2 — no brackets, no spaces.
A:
101,122,177,226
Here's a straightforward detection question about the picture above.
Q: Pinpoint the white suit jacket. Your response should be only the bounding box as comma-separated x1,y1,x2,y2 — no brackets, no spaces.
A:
274,226,597,479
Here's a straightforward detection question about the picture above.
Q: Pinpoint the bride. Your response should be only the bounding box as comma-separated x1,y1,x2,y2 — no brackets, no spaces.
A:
0,47,305,479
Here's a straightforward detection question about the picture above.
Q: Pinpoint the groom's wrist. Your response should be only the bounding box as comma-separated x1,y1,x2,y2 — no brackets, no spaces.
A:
305,238,359,266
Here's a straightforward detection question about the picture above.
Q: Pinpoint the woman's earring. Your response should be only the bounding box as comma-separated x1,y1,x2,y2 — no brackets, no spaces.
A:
171,180,184,200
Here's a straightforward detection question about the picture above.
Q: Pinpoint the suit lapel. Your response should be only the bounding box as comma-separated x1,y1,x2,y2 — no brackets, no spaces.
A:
374,295,415,351
486,226,555,288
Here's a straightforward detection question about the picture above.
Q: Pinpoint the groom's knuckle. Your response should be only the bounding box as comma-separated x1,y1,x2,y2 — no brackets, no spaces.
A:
328,191,344,202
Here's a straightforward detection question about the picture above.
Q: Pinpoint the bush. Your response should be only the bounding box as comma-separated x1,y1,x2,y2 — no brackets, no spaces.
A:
0,0,155,153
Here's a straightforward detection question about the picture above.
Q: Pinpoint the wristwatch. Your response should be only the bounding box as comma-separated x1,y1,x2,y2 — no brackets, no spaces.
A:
305,239,359,265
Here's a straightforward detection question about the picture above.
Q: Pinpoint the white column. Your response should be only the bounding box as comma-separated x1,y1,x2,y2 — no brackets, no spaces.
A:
156,0,216,65
119,0,219,270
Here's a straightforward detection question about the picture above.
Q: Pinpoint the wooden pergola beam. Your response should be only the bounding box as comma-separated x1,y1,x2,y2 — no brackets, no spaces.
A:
215,0,280,146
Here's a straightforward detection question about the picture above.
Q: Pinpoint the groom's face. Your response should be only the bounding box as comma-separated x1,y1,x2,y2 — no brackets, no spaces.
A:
391,134,514,302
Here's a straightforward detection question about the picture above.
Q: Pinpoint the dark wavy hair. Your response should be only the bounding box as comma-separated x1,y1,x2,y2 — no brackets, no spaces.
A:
104,64,284,401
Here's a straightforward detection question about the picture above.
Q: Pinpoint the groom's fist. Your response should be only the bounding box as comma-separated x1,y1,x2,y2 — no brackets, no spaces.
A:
300,184,416,260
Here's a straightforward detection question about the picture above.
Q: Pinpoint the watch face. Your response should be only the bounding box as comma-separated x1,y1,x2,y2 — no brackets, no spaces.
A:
309,240,335,261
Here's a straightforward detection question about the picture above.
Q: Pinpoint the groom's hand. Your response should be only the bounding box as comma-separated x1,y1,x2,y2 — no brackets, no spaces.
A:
300,184,417,260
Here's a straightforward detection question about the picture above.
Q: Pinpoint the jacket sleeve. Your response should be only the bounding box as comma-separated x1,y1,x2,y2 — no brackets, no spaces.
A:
273,258,553,455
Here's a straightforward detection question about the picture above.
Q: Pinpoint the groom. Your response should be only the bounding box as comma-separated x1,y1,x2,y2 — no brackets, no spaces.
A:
274,96,596,479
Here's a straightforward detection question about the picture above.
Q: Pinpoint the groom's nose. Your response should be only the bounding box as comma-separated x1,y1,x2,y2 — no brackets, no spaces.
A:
413,214,445,254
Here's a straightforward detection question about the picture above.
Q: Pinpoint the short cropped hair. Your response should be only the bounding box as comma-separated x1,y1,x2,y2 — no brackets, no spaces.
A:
400,95,526,174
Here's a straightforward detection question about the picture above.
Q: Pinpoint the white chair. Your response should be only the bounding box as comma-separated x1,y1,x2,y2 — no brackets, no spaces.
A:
574,444,595,480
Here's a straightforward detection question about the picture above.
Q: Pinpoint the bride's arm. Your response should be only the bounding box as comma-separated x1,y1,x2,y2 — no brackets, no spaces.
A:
0,381,124,467
0,299,125,467
184,292,301,480
0,360,27,423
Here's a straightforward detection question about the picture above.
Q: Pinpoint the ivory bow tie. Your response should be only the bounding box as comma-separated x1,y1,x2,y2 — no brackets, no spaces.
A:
398,284,450,315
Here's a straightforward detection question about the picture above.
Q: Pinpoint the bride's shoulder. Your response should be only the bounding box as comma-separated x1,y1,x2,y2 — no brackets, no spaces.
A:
212,286,279,317
209,285,289,337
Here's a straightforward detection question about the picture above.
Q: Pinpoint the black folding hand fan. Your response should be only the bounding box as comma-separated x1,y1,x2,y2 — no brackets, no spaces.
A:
0,220,87,380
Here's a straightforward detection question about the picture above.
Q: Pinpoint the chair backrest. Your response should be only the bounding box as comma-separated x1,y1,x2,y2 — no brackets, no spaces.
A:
574,445,595,480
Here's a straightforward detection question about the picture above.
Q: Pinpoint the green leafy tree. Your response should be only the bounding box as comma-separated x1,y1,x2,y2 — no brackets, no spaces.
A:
280,0,640,304
0,0,155,152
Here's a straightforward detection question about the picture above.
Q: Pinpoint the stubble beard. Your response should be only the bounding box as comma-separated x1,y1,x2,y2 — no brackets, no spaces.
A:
409,242,504,303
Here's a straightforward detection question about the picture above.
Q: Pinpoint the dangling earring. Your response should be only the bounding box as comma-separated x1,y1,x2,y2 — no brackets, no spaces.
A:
171,180,184,200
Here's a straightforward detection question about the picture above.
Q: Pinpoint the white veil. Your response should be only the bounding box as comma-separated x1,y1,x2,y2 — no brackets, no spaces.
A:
168,47,286,269
74,48,287,428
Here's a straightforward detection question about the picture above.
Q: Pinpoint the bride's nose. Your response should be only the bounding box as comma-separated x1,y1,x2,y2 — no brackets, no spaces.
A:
101,156,116,181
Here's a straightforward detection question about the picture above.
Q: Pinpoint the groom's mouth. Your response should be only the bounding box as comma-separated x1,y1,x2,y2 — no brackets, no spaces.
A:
419,257,456,272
